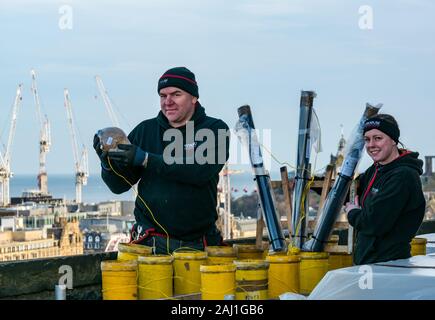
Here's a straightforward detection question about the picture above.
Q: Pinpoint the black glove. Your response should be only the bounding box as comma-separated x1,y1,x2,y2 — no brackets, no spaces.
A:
108,144,148,167
93,134,110,170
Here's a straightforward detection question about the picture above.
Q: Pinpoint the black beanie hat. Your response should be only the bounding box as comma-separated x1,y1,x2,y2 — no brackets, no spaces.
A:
363,117,400,144
157,67,199,98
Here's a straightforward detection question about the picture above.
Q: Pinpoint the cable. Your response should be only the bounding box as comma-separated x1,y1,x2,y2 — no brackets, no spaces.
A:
259,141,326,176
107,157,171,255
257,136,321,249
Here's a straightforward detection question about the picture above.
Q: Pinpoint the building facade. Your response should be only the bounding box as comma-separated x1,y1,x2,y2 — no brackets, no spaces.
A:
0,219,83,262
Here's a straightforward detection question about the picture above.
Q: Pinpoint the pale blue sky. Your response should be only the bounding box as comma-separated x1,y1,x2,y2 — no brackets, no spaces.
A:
0,0,434,181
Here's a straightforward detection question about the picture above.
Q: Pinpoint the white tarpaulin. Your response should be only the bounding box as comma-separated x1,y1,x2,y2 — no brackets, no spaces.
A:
418,233,435,254
308,255,435,300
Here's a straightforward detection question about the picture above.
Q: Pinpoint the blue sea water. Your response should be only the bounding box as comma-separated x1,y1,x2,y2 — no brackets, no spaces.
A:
10,174,134,204
9,171,268,204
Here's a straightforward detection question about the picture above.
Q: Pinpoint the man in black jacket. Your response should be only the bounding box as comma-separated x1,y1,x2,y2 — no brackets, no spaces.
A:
93,67,230,254
344,114,426,265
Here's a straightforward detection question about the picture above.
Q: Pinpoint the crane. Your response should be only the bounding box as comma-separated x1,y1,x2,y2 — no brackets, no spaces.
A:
95,75,137,200
63,88,89,204
95,75,120,127
0,84,23,206
31,69,51,195
218,166,245,240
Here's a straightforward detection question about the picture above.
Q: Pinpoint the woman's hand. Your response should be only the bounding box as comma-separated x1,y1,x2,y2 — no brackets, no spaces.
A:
344,195,360,213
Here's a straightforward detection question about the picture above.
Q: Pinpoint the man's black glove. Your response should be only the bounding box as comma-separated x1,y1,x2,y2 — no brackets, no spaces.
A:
108,144,148,168
93,134,110,170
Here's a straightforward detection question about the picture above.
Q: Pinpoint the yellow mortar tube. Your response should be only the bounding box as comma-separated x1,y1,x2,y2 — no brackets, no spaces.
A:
173,250,208,295
101,260,137,300
411,237,427,256
328,252,353,271
233,243,267,260
200,263,236,300
117,243,152,261
234,259,269,300
137,254,174,300
206,246,236,265
299,251,329,295
266,252,301,298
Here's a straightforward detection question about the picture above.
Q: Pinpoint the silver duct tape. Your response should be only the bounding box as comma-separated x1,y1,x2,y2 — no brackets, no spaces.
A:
250,144,263,166
341,156,359,177
253,166,267,176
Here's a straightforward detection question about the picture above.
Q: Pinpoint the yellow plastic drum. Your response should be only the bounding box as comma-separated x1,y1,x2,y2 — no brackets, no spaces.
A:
101,260,137,300
328,252,353,271
138,255,174,300
299,252,329,295
173,250,208,295
200,263,236,300
117,243,153,261
266,253,301,298
206,246,236,265
411,237,427,256
234,260,269,300
233,244,265,260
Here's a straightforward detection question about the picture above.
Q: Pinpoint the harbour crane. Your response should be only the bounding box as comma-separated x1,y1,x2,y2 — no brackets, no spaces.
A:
0,84,23,206
218,166,245,240
95,75,137,201
95,75,120,127
31,69,51,195
63,88,89,204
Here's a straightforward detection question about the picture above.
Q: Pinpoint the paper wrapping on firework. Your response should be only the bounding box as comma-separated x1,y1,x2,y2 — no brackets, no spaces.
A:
235,105,286,252
303,103,382,252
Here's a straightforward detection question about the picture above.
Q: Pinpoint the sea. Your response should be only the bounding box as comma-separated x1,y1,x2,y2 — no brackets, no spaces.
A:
9,172,265,204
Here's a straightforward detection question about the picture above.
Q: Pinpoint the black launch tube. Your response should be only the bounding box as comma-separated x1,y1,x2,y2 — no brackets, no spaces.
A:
292,91,316,249
303,104,381,252
303,168,354,252
237,105,285,252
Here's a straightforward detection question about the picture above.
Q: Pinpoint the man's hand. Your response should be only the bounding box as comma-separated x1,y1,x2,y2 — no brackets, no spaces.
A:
93,134,110,170
108,144,148,167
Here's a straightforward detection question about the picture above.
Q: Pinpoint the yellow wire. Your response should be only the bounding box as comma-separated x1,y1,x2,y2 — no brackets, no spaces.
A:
259,142,326,175
291,175,315,248
105,138,321,254
259,141,319,248
107,158,208,255
293,151,319,247
107,157,171,255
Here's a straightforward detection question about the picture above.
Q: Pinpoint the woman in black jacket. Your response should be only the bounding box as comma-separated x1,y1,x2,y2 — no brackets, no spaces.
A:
344,114,426,265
